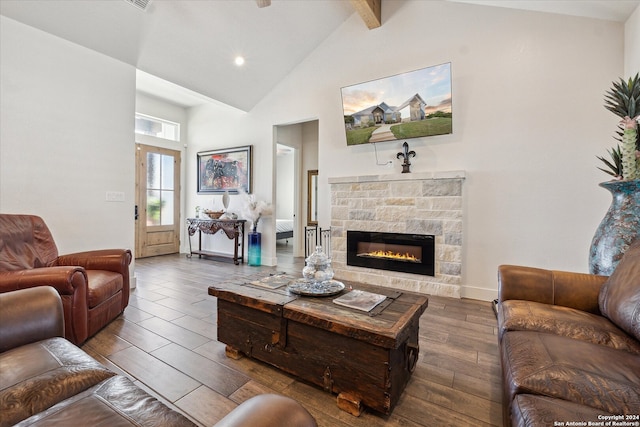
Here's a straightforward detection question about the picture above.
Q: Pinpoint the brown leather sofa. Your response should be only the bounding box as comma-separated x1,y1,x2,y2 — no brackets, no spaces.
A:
0,286,317,427
497,240,640,426
0,213,131,345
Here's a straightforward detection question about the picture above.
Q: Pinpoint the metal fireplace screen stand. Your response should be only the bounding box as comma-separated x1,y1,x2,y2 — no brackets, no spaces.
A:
305,226,331,259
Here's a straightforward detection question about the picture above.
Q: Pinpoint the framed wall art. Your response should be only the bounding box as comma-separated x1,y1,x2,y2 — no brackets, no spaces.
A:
341,62,452,145
197,145,252,194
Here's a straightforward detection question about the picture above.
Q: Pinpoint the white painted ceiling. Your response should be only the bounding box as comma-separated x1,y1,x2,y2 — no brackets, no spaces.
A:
1,0,638,111
450,0,640,22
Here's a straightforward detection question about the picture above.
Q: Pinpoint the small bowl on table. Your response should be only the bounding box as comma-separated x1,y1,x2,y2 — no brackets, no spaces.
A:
204,210,224,219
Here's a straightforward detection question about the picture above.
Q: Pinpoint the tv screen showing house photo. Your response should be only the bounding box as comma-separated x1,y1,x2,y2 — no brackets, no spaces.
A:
341,62,452,146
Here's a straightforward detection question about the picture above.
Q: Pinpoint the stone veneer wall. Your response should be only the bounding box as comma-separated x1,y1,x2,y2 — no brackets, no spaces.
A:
329,171,465,298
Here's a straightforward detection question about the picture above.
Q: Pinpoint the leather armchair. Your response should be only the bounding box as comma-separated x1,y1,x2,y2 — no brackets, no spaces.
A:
0,214,131,345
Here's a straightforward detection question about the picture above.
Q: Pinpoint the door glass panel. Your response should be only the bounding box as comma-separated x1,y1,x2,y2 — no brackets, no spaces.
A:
161,190,174,225
161,155,174,190
146,190,161,226
147,153,160,189
146,153,175,226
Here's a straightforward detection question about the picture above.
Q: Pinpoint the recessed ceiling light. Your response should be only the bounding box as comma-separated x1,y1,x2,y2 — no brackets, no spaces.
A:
234,56,245,66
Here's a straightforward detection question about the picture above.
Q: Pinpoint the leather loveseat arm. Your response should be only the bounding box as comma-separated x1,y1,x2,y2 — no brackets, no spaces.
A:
56,249,132,276
498,265,608,314
0,267,90,344
215,394,317,427
0,286,64,353
0,266,87,296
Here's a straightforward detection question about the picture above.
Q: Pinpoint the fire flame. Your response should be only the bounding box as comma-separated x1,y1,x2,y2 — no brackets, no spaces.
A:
365,250,419,262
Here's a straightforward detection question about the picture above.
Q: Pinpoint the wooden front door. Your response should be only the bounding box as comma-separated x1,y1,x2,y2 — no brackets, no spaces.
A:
135,144,181,258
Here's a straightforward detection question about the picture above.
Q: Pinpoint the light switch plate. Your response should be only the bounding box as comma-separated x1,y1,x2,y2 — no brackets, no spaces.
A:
106,191,125,202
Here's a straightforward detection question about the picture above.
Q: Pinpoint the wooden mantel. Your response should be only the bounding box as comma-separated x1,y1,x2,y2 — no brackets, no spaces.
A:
350,0,382,29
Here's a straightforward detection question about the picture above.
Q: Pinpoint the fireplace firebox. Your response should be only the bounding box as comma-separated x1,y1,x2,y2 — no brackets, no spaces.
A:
347,231,435,276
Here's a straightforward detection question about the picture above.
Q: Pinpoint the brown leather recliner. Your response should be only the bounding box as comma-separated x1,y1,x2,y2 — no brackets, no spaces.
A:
0,214,132,345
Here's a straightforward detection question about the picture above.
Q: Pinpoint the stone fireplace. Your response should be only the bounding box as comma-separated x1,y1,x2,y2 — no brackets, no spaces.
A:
329,171,465,298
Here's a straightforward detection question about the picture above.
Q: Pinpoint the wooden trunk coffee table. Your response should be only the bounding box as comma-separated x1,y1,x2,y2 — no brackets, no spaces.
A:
208,276,428,416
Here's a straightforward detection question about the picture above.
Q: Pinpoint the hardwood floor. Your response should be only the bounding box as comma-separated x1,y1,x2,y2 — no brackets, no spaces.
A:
82,250,503,427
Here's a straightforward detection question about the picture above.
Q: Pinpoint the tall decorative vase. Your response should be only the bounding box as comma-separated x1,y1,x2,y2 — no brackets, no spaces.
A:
248,231,262,266
589,180,640,275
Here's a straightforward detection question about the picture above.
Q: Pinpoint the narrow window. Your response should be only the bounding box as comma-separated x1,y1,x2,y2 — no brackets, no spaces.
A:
135,113,180,142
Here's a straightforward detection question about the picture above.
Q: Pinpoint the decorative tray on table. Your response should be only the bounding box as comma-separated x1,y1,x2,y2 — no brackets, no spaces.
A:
287,279,345,297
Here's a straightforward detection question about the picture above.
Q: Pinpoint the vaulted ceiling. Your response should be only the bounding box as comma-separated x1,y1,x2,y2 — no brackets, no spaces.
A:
1,0,638,111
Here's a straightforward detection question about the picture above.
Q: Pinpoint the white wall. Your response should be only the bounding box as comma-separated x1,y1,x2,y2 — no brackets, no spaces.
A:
187,102,253,255
276,148,295,219
187,1,625,299
625,4,640,76
301,120,320,207
0,16,135,254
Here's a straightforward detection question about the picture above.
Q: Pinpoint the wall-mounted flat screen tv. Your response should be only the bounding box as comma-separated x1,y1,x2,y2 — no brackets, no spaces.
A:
341,62,452,146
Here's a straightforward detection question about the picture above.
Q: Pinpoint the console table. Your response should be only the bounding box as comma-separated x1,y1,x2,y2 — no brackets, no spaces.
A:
186,218,246,265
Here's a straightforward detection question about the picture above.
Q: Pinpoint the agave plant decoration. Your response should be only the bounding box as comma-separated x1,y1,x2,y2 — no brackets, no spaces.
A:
590,74,640,277
596,144,622,179
601,73,640,181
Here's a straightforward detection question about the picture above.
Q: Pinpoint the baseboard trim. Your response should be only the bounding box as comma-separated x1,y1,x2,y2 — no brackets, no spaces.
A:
461,285,497,302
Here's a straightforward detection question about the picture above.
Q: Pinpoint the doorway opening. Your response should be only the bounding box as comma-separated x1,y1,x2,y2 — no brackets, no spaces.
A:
274,120,319,266
276,143,296,264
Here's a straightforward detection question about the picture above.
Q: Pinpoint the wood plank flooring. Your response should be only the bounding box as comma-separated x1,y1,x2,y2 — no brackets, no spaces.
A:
82,247,503,427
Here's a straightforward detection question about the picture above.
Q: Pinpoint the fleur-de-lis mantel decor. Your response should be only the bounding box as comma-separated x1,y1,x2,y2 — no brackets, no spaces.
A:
396,141,416,173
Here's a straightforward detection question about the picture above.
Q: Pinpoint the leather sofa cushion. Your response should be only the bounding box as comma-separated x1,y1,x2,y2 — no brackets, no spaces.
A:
0,338,114,427
86,270,123,309
511,394,615,427
14,376,197,427
501,331,640,415
599,240,640,342
499,300,640,355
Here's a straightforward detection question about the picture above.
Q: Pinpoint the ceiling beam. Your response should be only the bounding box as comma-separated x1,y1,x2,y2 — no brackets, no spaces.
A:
350,0,381,29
